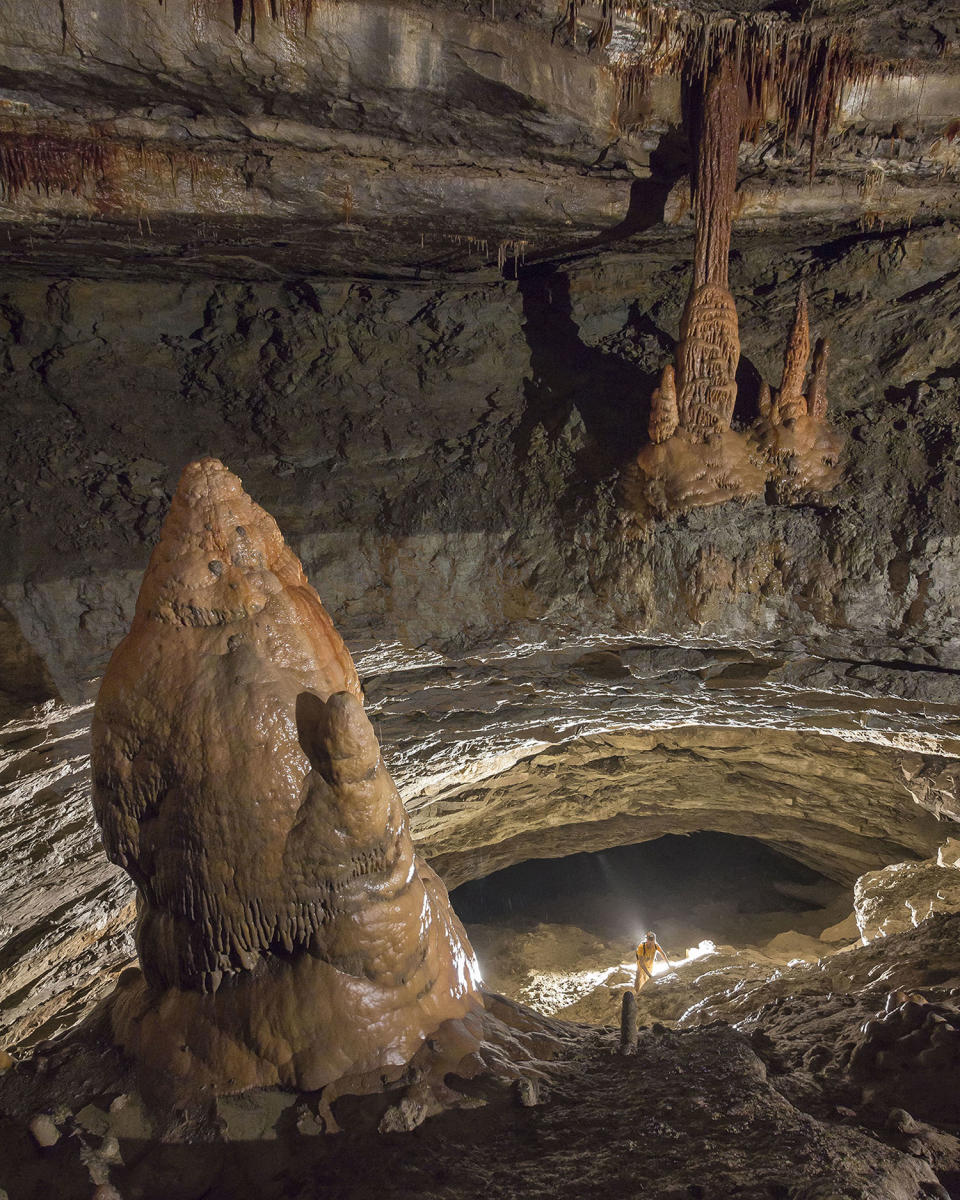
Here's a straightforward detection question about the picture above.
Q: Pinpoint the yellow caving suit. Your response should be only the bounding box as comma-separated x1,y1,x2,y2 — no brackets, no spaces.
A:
634,940,665,992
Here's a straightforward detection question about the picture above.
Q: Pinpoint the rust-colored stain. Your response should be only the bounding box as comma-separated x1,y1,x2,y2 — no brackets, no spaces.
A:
0,130,115,204
0,122,230,215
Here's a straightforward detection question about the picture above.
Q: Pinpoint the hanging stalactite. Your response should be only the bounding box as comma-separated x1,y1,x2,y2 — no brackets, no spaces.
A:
617,5,849,518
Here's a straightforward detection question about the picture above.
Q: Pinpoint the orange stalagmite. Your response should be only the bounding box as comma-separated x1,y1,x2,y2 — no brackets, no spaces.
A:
620,24,848,518
777,285,812,422
92,458,482,1093
807,337,831,420
649,362,679,444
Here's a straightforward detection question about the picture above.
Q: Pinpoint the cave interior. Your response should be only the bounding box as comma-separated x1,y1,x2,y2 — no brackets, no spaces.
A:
2,0,960,1197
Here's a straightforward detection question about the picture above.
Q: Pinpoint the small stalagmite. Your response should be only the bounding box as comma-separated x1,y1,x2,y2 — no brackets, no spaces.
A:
648,363,679,444
761,294,844,500
92,458,482,1093
807,337,830,420
775,285,812,423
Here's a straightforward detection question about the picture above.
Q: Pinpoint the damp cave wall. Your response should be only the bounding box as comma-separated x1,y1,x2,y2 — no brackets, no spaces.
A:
3,222,960,703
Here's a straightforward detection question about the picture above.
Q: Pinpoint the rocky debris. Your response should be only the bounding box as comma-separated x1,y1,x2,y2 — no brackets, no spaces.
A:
854,853,960,941
216,1093,298,1142
937,837,960,868
900,756,960,824
2,918,960,1197
0,989,951,1200
466,922,630,1017
378,1094,432,1134
93,458,482,1093
847,993,960,1124
27,1111,60,1147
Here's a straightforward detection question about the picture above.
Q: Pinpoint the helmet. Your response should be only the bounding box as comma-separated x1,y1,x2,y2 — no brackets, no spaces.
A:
645,931,656,939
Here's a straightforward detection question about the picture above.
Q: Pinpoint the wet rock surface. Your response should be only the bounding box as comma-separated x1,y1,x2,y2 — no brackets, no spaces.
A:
4,632,959,1055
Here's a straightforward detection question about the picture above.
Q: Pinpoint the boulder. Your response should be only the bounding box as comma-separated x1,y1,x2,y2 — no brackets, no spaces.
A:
854,857,960,942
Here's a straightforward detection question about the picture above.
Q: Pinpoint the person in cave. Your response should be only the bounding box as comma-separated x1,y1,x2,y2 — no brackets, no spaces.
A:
634,930,674,992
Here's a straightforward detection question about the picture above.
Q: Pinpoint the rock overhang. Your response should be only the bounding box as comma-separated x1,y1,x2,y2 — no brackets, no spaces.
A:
0,0,955,279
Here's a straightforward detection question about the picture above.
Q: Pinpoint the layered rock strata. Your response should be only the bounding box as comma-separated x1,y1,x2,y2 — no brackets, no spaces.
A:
91,458,482,1092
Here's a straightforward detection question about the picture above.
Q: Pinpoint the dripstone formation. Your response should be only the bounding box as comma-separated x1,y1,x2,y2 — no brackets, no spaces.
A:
621,14,848,519
91,458,483,1092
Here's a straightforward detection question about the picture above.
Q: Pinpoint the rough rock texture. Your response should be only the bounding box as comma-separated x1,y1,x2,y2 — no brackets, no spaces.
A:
0,1,955,280
4,918,960,1200
92,459,481,1092
6,634,960,1053
5,220,960,700
423,724,946,888
854,852,960,941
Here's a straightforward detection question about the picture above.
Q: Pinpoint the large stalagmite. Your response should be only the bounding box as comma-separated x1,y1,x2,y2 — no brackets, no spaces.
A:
91,458,482,1092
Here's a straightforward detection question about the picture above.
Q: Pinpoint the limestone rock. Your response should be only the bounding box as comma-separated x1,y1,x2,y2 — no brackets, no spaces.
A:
819,912,861,943
848,995,960,1124
762,930,827,963
937,838,960,869
854,855,960,942
648,362,678,445
675,284,740,436
93,459,482,1092
28,1113,60,1147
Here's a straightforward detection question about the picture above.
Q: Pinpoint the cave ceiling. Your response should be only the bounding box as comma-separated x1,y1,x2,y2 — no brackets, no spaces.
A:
0,0,956,279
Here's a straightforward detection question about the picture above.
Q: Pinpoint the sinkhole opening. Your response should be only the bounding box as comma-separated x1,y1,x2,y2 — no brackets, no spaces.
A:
451,831,850,959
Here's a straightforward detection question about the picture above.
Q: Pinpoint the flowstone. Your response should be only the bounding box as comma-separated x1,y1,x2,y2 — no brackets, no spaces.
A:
92,458,483,1093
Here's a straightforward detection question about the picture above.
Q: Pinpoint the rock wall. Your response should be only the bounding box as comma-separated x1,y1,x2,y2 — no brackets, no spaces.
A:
3,220,960,700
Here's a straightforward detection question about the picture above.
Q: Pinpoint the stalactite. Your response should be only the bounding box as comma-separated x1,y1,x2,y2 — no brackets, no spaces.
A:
611,1,876,179
196,0,316,38
672,56,742,436
0,130,112,201
777,285,811,422
648,362,678,444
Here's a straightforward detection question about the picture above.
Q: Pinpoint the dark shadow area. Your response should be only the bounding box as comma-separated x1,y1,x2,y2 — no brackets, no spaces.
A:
522,127,689,268
516,263,672,476
733,351,765,427
451,831,841,949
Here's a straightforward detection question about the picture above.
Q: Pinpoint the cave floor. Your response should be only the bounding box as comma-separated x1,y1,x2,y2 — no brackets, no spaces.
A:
0,1014,950,1200
2,915,959,1200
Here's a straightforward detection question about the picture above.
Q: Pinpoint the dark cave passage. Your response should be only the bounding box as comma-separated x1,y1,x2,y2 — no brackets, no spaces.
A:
450,831,848,953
